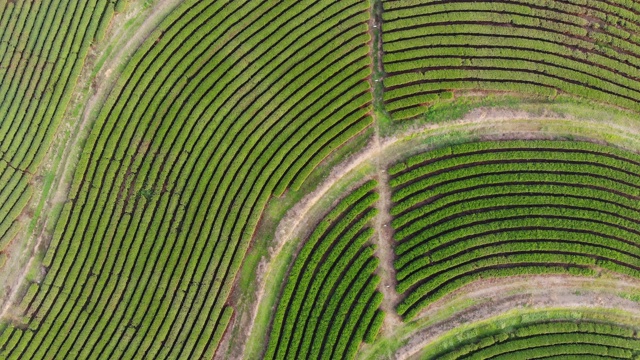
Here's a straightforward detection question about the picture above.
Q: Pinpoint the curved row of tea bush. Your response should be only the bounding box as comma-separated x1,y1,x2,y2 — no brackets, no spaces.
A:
0,0,125,255
389,141,640,319
382,0,640,119
417,309,640,359
0,0,373,358
265,180,384,360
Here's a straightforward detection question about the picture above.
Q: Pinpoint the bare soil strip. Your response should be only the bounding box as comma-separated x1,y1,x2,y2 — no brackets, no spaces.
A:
278,110,640,255
368,0,403,330
372,149,403,329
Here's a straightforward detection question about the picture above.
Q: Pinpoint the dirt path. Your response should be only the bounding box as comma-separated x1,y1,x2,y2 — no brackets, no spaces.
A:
367,0,403,330
393,275,640,360
372,133,403,329
230,10,401,352
0,0,182,322
271,140,379,255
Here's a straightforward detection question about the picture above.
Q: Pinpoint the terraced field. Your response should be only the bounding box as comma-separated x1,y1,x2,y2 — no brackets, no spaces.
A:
382,0,640,119
265,181,384,360
389,140,640,319
0,0,639,359
417,310,640,359
0,0,372,358
0,0,125,265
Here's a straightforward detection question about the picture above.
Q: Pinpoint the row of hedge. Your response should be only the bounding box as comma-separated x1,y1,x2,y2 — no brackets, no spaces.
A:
0,0,123,257
0,0,375,359
382,0,640,119
265,180,384,360
418,310,640,359
388,141,640,320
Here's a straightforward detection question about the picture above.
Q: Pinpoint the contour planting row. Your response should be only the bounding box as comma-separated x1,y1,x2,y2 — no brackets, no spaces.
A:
265,180,384,360
389,141,640,320
0,0,373,359
0,0,125,254
382,0,640,119
418,310,640,359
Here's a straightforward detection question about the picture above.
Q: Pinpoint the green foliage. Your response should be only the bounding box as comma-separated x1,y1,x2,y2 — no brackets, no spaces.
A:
265,181,384,360
419,312,640,360
0,0,374,358
363,310,385,343
389,141,640,320
382,0,640,119
0,0,124,257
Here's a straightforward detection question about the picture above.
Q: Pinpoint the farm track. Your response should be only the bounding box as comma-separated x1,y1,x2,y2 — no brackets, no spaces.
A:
372,148,403,328
275,114,640,252
368,0,403,330
260,114,640,349
264,182,383,360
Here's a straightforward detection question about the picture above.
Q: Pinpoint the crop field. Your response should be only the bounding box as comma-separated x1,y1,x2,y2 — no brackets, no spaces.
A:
417,309,640,359
0,0,638,359
382,0,640,119
0,0,373,358
0,0,124,266
389,140,640,320
265,180,384,360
